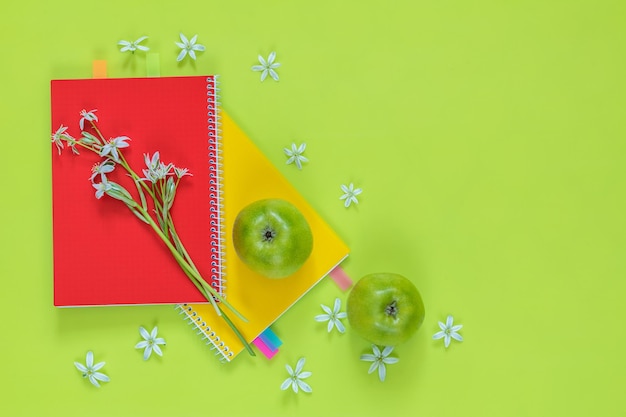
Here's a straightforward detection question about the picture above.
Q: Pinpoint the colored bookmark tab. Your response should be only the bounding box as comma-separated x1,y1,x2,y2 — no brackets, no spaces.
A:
146,53,160,77
329,265,353,291
259,327,282,350
252,337,278,359
92,60,107,78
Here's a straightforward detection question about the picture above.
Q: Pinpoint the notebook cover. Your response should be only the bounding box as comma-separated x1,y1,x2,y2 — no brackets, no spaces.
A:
50,76,224,306
178,111,349,361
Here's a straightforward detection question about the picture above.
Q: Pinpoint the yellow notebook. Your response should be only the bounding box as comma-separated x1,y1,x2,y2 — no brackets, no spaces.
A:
178,111,349,362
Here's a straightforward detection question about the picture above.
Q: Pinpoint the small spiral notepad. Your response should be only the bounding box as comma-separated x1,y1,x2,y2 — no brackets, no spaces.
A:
177,111,350,362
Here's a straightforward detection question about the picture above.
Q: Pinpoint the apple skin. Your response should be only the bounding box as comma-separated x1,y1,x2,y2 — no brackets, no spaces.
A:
346,273,425,346
232,198,313,279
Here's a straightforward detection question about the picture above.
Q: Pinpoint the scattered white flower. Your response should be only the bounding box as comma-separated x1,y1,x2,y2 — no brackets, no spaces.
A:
93,178,113,199
433,315,463,348
90,161,115,182
135,326,166,360
284,142,308,170
74,351,110,388
99,136,131,162
252,51,281,82
314,297,347,333
280,357,312,393
360,345,399,382
79,109,98,131
176,33,205,62
51,125,68,155
118,36,149,53
340,183,362,207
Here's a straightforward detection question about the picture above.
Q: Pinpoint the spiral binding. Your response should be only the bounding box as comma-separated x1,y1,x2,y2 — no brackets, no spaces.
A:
206,75,226,297
176,304,234,362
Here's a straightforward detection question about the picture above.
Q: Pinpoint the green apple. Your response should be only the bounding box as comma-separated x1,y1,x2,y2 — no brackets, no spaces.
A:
232,198,313,279
346,273,425,346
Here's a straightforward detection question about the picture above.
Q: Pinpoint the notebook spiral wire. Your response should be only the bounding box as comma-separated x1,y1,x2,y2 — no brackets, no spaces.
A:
176,303,233,362
206,75,226,297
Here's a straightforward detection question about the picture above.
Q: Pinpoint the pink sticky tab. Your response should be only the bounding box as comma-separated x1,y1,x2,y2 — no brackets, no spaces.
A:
253,337,278,359
329,266,353,291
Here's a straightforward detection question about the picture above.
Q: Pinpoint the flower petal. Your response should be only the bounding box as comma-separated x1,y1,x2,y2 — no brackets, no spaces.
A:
74,362,87,373
446,315,454,328
367,361,379,374
153,344,163,357
135,341,149,349
451,332,463,342
269,69,280,81
378,363,387,382
360,354,376,362
268,51,276,64
85,351,94,367
177,49,187,62
260,69,268,82
297,379,312,393
280,378,292,391
143,345,153,360
381,346,395,357
298,371,312,379
295,358,306,374
139,326,150,340
335,319,346,333
92,361,106,372
444,335,451,348
314,314,330,322
326,319,335,332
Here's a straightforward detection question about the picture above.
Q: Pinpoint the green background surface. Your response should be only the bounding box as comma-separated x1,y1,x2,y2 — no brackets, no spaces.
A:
1,0,625,416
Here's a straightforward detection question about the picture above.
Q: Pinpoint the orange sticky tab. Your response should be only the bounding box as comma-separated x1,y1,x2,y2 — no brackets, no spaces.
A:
92,60,107,78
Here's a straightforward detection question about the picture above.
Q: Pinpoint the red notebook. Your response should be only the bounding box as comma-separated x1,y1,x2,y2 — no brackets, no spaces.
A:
50,76,224,306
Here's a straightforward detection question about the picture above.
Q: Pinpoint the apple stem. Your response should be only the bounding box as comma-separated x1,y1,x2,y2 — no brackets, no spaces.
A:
385,300,399,318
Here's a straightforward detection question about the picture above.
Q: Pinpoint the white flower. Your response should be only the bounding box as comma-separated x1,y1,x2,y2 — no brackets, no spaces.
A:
314,297,347,333
118,36,149,53
90,161,115,182
433,315,463,348
174,166,192,178
99,136,131,162
340,183,362,207
252,51,281,82
280,358,312,393
135,326,166,360
79,109,98,131
92,178,113,199
176,33,205,61
74,351,110,388
51,125,68,155
284,142,308,170
360,345,399,382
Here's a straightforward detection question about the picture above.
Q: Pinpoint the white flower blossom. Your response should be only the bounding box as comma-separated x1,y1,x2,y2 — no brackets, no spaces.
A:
90,161,115,182
252,52,281,82
118,36,149,53
51,125,68,155
284,142,308,170
176,33,205,62
360,345,399,382
93,178,113,199
433,315,463,348
314,298,347,333
135,326,166,360
280,357,312,393
99,136,131,162
79,109,98,131
74,351,110,388
340,183,362,207
174,166,192,178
